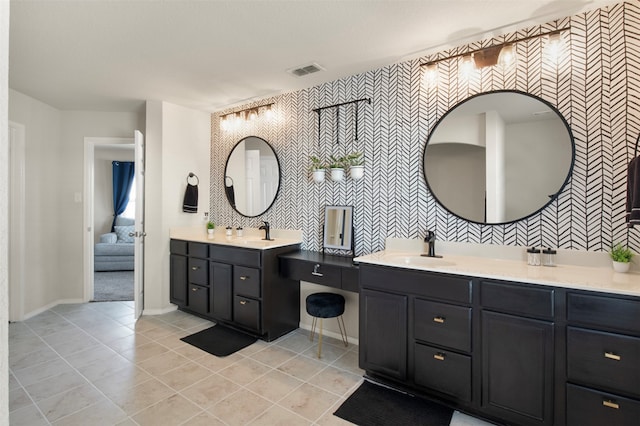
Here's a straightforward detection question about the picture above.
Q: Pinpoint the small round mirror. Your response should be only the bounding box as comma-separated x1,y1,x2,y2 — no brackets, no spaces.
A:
224,136,281,217
423,90,575,225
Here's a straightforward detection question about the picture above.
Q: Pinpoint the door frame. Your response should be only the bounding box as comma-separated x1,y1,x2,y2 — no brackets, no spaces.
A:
9,121,26,321
83,137,134,302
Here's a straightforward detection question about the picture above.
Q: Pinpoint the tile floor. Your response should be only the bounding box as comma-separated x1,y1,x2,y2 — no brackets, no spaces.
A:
9,302,492,426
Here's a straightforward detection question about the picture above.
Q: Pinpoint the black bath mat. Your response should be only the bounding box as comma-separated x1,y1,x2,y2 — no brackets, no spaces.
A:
334,380,454,426
180,324,257,357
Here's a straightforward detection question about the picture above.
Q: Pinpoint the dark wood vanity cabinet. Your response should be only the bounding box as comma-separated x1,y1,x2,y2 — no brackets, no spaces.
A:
565,292,640,426
169,239,300,341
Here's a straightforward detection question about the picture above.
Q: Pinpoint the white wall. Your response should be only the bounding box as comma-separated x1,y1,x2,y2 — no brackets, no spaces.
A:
1,1,10,422
143,101,211,313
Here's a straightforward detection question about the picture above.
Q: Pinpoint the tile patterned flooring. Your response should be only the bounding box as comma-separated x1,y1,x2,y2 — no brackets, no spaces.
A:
9,302,491,426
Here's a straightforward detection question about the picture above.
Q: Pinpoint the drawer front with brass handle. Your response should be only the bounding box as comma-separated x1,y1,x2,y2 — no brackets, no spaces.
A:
567,384,640,426
567,327,640,398
187,284,209,315
233,296,261,332
188,258,208,286
414,299,472,353
234,266,261,298
414,343,471,402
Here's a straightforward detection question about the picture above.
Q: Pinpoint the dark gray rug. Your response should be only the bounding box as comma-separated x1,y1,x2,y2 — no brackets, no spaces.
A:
181,325,257,357
94,271,134,301
334,380,454,426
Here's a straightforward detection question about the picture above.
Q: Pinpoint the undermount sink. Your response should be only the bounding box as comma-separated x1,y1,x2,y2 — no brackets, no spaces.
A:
383,254,455,268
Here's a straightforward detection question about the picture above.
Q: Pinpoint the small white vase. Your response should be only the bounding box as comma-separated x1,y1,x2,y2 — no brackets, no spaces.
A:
207,229,214,235
312,169,325,183
612,261,630,273
350,165,364,180
330,168,344,181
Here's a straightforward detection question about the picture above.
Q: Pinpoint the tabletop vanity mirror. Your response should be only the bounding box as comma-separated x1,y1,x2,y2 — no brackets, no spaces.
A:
224,136,281,217
423,90,575,225
323,205,354,252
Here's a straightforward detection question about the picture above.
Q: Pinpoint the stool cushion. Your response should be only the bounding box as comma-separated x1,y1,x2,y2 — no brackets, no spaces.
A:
306,292,345,318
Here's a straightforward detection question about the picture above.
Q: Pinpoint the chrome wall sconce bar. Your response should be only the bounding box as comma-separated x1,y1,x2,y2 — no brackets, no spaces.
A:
421,27,570,84
220,102,274,130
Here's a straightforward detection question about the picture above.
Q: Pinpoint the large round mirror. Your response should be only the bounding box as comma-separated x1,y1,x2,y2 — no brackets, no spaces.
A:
423,90,574,225
224,136,281,217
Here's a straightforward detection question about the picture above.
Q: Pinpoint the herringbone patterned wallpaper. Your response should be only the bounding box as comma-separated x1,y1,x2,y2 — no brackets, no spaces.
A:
211,1,640,255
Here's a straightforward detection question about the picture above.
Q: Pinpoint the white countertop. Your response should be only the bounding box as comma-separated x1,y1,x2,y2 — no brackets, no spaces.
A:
354,250,640,297
170,227,302,250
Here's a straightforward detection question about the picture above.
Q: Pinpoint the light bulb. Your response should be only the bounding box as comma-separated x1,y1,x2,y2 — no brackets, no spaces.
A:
498,44,517,68
264,105,274,120
248,109,258,121
422,63,438,87
459,54,477,80
544,32,565,63
220,116,229,131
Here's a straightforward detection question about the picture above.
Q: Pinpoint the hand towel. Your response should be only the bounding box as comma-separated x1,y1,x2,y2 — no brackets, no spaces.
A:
626,156,640,227
225,184,236,208
183,183,198,213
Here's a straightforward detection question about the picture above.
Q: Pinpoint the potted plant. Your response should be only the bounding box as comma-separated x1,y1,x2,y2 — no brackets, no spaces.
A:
309,155,326,183
346,151,365,180
206,221,215,235
610,243,634,273
329,155,346,181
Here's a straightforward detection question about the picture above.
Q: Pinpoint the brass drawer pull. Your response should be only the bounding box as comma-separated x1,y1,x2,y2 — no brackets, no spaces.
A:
240,276,248,280
191,287,198,292
191,266,199,270
239,300,247,305
603,400,619,409
433,316,445,324
433,353,445,361
604,352,621,361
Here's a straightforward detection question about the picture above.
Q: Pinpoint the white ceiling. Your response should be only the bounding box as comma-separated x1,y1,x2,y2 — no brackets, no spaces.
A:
8,0,617,113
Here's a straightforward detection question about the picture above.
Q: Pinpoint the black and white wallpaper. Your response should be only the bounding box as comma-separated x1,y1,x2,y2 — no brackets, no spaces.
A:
211,1,640,256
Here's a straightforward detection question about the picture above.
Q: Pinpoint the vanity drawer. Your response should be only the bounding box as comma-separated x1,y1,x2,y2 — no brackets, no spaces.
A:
360,265,471,304
210,246,261,268
567,384,640,426
187,284,209,316
234,266,261,298
481,281,554,319
188,242,208,258
283,259,342,288
414,343,471,402
567,327,640,398
414,299,471,353
188,258,209,286
234,296,261,332
170,239,188,255
568,293,640,335
341,266,359,292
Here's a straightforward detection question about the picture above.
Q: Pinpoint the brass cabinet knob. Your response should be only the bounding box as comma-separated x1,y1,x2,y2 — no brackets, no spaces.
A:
433,316,445,324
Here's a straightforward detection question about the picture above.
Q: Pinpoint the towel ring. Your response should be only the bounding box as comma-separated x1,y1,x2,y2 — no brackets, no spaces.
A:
225,175,234,187
187,172,199,185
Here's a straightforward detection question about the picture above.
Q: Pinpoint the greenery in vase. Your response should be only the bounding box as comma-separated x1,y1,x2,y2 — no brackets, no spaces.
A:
309,156,326,172
206,221,215,230
328,155,347,169
610,243,633,263
346,151,364,167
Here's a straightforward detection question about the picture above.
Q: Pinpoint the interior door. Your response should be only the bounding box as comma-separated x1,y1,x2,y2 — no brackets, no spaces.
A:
133,130,145,319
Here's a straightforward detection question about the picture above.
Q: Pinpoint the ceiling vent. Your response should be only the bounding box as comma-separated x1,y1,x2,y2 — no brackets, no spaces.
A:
288,63,324,77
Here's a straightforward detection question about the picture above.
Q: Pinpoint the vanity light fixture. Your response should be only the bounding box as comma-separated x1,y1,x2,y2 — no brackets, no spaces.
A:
421,27,569,86
219,103,275,130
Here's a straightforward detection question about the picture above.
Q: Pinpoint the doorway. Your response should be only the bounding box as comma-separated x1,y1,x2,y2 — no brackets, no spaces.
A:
83,137,135,304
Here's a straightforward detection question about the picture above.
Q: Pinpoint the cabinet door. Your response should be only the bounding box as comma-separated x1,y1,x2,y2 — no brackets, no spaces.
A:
210,262,232,322
170,254,187,306
360,289,408,380
481,311,554,426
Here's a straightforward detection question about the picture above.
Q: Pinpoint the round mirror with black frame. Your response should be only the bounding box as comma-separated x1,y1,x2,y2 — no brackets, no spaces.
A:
423,90,575,225
224,136,281,218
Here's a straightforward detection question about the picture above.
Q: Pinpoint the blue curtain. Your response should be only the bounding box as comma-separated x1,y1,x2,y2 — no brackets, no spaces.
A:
112,161,135,231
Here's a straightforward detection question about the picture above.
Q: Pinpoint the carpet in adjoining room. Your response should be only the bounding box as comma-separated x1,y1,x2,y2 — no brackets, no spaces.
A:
334,380,454,426
94,271,134,301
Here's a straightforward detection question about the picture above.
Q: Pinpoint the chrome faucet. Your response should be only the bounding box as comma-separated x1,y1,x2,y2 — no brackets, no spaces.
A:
422,230,441,258
259,221,272,241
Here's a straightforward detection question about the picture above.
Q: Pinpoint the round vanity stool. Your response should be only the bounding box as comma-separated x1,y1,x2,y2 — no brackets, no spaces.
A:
305,292,348,358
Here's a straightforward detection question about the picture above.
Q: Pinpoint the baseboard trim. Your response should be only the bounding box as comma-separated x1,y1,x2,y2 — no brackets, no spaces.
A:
22,299,85,320
143,304,178,316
